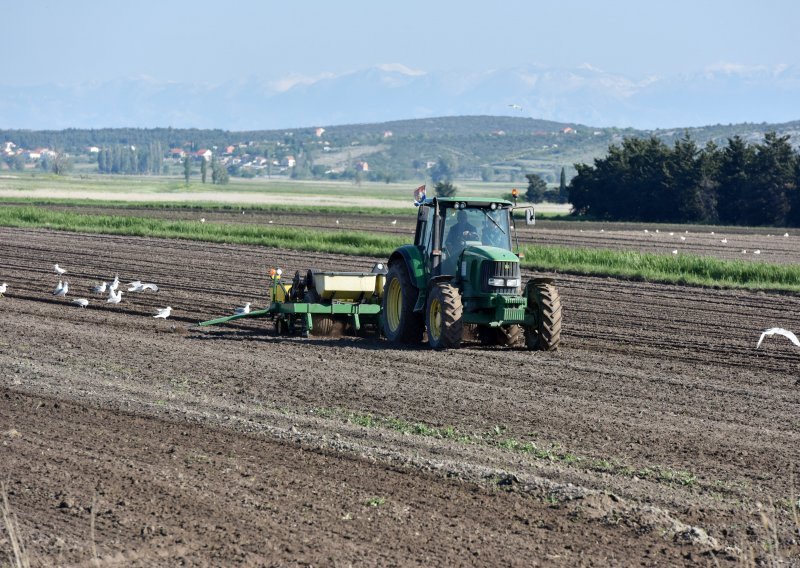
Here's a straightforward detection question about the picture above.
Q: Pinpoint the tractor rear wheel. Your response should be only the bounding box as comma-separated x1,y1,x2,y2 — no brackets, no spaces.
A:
523,281,562,351
381,263,424,344
478,324,523,347
426,283,463,349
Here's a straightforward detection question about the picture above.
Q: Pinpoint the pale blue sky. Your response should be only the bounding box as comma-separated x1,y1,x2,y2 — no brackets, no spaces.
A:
4,0,798,85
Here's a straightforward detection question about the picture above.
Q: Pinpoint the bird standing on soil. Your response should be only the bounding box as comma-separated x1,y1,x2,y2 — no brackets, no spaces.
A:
53,263,66,275
109,275,120,292
107,289,122,304
154,306,172,319
0,282,6,297
756,328,800,349
72,298,89,308
140,283,159,292
127,280,142,291
92,282,108,294
391,219,397,225
54,281,69,297
234,302,251,315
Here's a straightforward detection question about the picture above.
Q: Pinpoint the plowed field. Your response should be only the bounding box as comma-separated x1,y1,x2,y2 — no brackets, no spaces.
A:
1,226,799,566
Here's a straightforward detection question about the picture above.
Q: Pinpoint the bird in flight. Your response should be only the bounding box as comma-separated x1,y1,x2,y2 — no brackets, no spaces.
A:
154,306,172,319
508,104,523,111
54,264,66,275
756,327,800,349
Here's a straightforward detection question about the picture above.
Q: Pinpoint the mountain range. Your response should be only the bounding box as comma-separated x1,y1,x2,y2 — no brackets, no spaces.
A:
1,63,799,131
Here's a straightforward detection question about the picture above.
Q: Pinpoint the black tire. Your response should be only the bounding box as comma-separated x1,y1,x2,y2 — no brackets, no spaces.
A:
381,262,424,344
274,317,288,336
524,281,562,351
426,283,463,349
310,315,335,336
478,324,523,347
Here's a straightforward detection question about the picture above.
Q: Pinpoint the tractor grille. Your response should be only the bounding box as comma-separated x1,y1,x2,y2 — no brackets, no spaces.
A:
481,260,521,295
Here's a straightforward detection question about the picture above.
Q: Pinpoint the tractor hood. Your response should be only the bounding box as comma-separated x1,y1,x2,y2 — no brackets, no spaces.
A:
462,245,519,263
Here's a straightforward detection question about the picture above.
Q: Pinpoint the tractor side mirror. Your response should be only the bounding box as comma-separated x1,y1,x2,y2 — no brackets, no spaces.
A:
525,207,535,226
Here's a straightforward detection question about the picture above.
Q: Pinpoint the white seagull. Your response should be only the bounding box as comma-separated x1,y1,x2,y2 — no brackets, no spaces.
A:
140,283,159,292
234,302,251,315
671,250,678,255
91,282,108,294
721,238,727,244
107,289,123,304
756,328,800,349
127,280,142,291
391,219,397,225
72,298,89,308
54,263,66,275
54,281,69,297
154,306,172,319
680,236,686,241
0,282,7,297
109,275,120,291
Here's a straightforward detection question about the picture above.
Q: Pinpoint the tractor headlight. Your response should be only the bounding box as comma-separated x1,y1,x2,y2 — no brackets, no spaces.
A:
487,277,520,287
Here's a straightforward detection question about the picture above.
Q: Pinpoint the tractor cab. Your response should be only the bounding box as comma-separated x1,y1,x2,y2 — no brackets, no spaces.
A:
413,197,516,279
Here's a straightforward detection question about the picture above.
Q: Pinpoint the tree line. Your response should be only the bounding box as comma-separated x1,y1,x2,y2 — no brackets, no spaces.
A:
97,143,165,175
568,133,800,227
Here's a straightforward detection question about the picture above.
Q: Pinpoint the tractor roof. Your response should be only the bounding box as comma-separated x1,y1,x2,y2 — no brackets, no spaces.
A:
422,197,514,207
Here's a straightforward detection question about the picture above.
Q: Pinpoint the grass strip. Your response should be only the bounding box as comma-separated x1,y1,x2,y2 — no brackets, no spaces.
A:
310,408,698,488
0,205,405,257
2,205,799,291
0,197,417,217
521,244,800,290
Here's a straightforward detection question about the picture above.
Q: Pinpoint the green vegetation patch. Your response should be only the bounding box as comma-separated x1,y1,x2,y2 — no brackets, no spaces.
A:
521,244,800,291
0,206,405,257
2,206,799,291
310,407,698,488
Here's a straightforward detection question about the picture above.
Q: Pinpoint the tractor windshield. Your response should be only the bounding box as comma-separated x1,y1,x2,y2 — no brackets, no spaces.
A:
442,206,512,261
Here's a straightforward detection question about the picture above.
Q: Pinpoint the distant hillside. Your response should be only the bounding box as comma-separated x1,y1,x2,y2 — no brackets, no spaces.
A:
3,116,800,184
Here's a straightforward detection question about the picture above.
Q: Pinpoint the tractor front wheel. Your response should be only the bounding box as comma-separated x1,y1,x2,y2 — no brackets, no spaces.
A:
381,263,424,344
523,281,562,351
426,283,463,349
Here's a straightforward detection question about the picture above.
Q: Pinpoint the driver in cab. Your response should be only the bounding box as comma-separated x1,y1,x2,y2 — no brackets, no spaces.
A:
444,210,479,273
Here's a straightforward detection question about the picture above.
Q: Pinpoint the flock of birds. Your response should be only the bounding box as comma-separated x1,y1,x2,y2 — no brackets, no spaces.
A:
0,263,251,322
46,263,171,318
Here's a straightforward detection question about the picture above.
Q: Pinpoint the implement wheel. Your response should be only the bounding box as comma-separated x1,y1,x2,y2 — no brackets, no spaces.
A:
523,280,562,351
478,324,523,347
381,263,424,344
426,283,463,349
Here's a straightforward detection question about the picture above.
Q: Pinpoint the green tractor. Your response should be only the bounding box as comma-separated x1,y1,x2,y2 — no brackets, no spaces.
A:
381,195,561,350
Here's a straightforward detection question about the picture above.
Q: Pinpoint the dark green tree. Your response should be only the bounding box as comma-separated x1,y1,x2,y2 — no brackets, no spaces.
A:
525,173,547,203
557,167,569,203
434,181,457,197
182,156,191,185
430,156,457,184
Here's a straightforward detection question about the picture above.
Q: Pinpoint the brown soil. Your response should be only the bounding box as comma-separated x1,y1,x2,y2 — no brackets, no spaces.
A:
1,226,800,566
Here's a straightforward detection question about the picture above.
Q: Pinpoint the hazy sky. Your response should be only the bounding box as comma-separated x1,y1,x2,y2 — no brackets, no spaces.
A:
4,0,798,85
